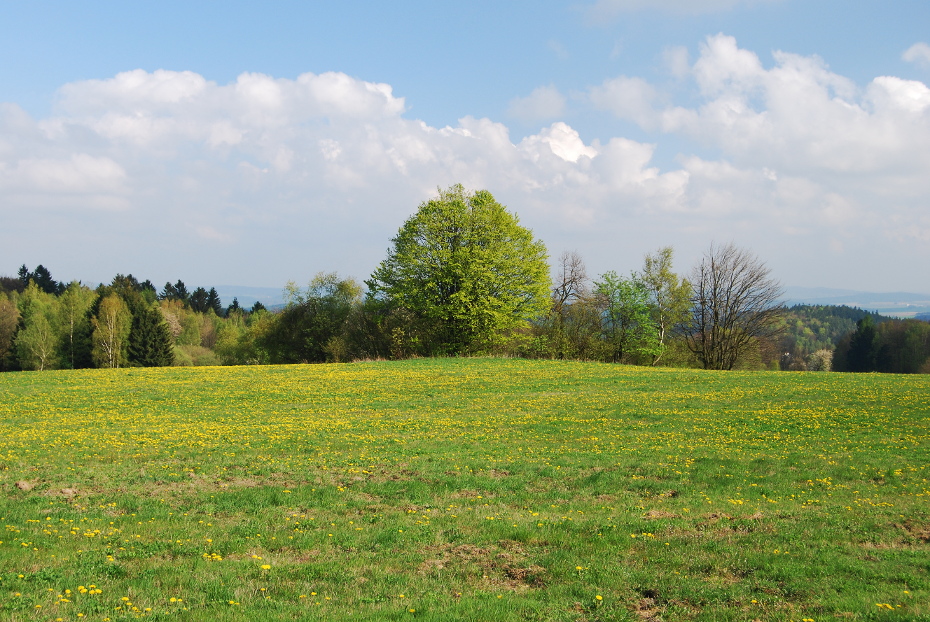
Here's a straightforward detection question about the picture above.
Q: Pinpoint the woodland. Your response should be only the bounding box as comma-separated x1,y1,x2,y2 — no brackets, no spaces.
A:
2,186,928,375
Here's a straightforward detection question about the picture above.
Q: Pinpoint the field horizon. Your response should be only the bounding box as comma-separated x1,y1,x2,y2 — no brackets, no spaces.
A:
1,358,927,621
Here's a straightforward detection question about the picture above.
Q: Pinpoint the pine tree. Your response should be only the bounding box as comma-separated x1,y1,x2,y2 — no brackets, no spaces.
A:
206,287,223,316
126,299,175,367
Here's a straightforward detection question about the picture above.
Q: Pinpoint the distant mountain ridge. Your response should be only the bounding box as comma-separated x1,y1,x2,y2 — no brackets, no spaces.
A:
783,286,930,318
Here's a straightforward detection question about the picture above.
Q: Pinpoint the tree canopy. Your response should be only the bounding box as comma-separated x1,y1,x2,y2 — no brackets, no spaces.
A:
367,185,551,355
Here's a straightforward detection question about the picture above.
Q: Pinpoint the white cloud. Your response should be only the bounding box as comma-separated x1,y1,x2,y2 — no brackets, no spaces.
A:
520,122,597,164
1,58,928,292
0,153,127,202
583,34,930,284
508,85,567,122
595,34,930,178
1,70,686,276
903,42,930,68
589,76,660,128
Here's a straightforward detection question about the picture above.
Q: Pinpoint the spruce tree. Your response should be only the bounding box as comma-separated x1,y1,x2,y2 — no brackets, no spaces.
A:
127,302,175,367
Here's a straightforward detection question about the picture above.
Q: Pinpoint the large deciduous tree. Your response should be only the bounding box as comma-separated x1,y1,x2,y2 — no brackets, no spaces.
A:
367,184,550,355
684,242,785,370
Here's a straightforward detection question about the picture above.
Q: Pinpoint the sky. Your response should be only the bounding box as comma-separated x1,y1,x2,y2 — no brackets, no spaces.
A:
1,0,929,295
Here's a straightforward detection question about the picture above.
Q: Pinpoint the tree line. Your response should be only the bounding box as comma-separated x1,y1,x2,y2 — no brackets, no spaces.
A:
3,185,927,374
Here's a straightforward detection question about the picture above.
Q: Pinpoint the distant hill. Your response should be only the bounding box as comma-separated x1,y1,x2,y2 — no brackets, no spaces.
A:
783,286,930,318
214,285,286,309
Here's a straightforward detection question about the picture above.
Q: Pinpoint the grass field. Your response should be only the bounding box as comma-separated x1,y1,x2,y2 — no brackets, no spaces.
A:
0,358,927,621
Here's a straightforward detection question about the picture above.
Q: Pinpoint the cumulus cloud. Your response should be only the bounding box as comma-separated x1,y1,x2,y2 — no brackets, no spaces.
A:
903,42,930,68
594,34,930,178
583,34,930,278
1,54,928,291
508,85,567,122
2,69,696,285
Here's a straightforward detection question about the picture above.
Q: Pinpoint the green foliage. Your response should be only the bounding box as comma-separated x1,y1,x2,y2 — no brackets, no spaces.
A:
127,301,175,367
173,344,221,366
91,294,131,368
18,263,62,295
213,309,272,365
189,286,224,315
14,282,61,370
56,281,95,369
0,294,19,370
876,319,930,373
639,247,691,365
776,305,890,369
594,271,660,364
368,184,550,356
845,315,878,372
835,317,930,374
263,273,362,363
159,279,190,303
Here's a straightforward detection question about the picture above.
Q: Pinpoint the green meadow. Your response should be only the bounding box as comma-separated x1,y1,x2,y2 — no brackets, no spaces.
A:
0,359,927,621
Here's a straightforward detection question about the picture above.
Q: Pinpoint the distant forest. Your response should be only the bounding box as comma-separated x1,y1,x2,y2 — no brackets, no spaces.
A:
3,263,928,374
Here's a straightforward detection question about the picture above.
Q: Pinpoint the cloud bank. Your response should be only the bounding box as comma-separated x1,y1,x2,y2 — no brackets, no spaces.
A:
1,35,928,291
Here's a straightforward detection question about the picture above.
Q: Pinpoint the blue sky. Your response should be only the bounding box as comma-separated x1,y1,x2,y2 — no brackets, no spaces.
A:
2,0,929,294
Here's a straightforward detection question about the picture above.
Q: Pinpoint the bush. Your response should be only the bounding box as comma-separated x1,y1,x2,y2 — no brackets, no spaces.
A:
173,345,221,367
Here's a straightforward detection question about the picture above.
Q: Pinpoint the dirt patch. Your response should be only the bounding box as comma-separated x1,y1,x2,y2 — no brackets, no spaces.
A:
632,589,666,621
863,520,930,549
897,520,930,543
634,598,664,621
417,541,546,590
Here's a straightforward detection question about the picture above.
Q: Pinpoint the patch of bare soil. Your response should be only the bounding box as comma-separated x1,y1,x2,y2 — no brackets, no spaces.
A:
897,519,930,543
633,589,665,621
417,540,546,591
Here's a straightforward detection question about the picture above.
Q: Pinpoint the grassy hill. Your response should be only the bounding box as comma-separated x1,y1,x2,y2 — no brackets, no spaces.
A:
1,359,927,620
